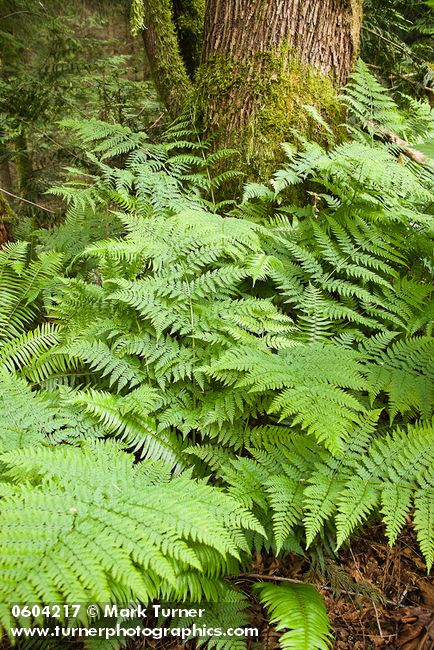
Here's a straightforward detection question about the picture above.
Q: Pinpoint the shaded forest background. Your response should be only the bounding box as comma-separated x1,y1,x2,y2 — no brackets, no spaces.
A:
1,0,433,221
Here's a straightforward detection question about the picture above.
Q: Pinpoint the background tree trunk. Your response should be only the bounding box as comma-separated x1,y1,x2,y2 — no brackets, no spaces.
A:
14,129,33,198
196,0,363,174
142,0,192,117
0,159,13,195
0,191,17,245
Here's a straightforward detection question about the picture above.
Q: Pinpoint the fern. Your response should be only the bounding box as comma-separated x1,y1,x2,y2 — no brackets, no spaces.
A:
61,119,148,159
341,60,403,132
1,72,433,645
335,422,434,559
0,441,262,633
363,336,434,421
217,419,434,569
255,583,332,649
0,243,62,342
66,388,187,470
0,371,57,452
205,343,367,454
6,102,432,566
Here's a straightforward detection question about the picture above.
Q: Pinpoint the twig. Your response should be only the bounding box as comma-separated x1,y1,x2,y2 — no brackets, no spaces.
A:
365,120,429,165
362,27,425,64
397,588,408,606
373,600,384,639
239,573,305,585
0,187,57,214
0,10,40,19
150,112,166,129
31,127,79,160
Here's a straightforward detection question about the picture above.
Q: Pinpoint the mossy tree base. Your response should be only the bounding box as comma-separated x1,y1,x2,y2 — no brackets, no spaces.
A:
139,0,362,176
194,49,344,179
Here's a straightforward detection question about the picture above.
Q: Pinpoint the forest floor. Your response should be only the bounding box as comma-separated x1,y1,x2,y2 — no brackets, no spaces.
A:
128,526,433,650
319,526,434,649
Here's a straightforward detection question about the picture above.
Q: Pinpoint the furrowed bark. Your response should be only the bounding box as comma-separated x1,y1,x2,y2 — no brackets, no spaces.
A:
197,0,363,174
202,0,363,87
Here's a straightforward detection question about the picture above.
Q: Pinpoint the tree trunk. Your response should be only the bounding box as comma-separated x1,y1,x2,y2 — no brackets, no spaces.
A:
0,159,13,195
139,0,363,174
142,0,192,117
202,0,362,87
0,191,17,246
196,0,363,173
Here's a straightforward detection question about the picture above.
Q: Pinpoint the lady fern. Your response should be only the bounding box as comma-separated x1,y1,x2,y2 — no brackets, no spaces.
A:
0,68,433,645
0,441,261,632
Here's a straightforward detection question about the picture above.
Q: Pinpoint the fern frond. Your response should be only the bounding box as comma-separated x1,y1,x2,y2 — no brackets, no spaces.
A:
341,60,402,131
206,344,367,454
60,118,147,159
335,422,434,557
414,475,434,573
364,336,434,420
255,583,332,650
0,323,59,373
0,441,263,636
67,389,186,470
0,372,57,452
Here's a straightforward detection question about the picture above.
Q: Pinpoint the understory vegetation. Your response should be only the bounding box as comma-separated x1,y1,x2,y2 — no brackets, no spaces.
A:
0,54,433,648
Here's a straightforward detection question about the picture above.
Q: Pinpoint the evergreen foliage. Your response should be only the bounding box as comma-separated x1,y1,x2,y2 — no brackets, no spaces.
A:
362,0,434,99
0,0,160,205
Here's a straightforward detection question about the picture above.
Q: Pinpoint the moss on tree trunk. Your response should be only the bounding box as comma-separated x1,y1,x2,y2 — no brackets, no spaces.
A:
0,191,17,245
194,47,343,177
141,0,192,117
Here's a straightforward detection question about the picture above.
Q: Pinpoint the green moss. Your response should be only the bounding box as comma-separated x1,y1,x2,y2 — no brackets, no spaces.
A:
251,54,343,176
130,0,145,36
0,192,17,241
143,0,192,116
195,45,344,180
173,0,206,75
